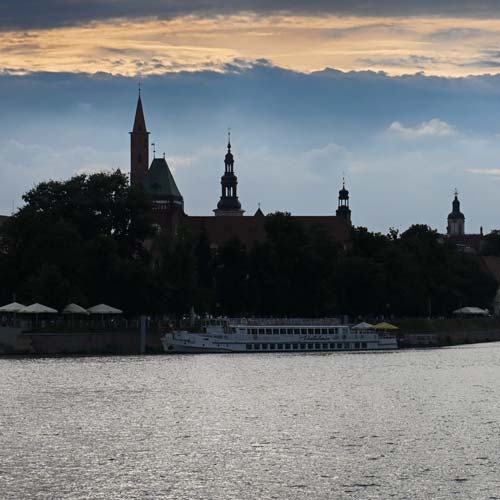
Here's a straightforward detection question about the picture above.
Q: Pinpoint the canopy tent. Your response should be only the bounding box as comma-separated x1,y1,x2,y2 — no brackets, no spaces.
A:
19,303,58,314
0,302,26,313
62,303,89,315
373,322,399,331
352,322,374,330
453,306,489,316
87,304,123,315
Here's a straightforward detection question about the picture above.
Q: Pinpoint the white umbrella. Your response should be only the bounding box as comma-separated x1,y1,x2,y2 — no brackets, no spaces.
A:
453,306,488,316
87,304,123,314
352,322,374,330
0,302,26,312
19,303,58,314
62,303,89,315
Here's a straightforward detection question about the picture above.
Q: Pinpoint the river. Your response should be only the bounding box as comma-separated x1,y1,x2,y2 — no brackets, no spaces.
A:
1,344,499,499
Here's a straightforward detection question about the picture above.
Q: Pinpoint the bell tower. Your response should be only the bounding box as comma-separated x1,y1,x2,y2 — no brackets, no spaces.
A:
447,189,465,236
130,89,149,187
336,177,351,224
214,132,244,216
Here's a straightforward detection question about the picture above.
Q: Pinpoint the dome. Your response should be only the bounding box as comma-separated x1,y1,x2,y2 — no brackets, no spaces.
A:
339,187,349,198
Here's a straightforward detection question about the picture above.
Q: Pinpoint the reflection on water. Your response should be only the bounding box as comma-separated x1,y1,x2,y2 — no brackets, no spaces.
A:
1,345,500,499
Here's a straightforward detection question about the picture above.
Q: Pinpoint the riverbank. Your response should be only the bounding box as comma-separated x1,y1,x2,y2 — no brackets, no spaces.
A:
394,318,500,347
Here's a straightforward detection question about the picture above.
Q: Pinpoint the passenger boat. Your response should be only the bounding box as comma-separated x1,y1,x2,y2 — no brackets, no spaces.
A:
161,318,398,353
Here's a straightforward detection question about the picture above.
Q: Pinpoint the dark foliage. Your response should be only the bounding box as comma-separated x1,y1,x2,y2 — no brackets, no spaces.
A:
0,176,495,318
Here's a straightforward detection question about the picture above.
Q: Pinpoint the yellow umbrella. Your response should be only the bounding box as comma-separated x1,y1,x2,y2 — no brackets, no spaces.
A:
373,322,399,331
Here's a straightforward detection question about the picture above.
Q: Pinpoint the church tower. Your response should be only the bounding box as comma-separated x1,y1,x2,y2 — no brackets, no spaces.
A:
130,91,149,187
336,177,351,224
447,189,465,236
214,133,244,216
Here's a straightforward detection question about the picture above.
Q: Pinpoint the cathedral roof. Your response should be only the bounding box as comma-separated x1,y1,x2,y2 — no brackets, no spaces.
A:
144,158,183,201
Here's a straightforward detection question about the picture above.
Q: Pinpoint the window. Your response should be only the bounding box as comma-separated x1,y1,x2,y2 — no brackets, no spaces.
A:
292,343,298,350
337,343,342,349
322,343,328,349
246,344,252,350
308,343,313,349
355,342,360,349
273,328,279,335
315,343,321,349
285,344,291,350
258,328,264,334
277,343,283,349
262,343,268,350
255,344,260,350
270,344,276,350
315,328,321,335
266,328,272,335
288,328,294,335
361,342,367,349
301,328,307,335
300,343,306,349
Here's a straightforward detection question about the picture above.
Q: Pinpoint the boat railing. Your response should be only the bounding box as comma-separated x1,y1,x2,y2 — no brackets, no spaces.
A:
228,317,342,326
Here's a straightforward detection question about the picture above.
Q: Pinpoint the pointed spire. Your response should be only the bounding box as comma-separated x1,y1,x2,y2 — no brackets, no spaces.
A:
132,93,147,133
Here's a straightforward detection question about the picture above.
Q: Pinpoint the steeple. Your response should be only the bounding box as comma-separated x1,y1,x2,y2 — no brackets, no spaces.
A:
130,91,150,186
336,176,351,224
447,188,465,236
214,131,244,216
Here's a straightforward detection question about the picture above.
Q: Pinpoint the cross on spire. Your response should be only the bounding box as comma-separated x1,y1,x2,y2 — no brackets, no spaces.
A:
227,127,231,150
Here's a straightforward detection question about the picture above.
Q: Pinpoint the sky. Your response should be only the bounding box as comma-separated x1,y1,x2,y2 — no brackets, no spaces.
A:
1,1,500,233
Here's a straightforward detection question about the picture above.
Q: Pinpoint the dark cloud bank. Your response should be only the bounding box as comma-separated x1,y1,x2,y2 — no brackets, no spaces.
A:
1,63,500,232
2,1,500,30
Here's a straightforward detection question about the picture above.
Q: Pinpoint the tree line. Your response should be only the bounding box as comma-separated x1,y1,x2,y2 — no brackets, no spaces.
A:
0,171,496,318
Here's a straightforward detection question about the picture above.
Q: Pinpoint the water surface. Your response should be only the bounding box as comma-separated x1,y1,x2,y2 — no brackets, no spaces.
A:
1,345,500,499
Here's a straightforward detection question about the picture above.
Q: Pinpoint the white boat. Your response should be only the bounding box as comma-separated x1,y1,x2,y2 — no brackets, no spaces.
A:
161,318,398,353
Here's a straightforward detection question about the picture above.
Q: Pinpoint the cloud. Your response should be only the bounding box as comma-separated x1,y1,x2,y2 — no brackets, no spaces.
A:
426,27,488,41
465,168,500,176
389,119,456,138
359,55,443,69
3,1,500,31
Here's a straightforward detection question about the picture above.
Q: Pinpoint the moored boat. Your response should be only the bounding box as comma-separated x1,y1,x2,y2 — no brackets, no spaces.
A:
161,318,398,353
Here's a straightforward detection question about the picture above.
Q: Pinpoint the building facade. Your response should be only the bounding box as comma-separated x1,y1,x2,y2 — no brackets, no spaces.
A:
130,95,351,249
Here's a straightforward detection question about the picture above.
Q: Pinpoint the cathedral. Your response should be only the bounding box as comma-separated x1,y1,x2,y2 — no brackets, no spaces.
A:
130,94,352,249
